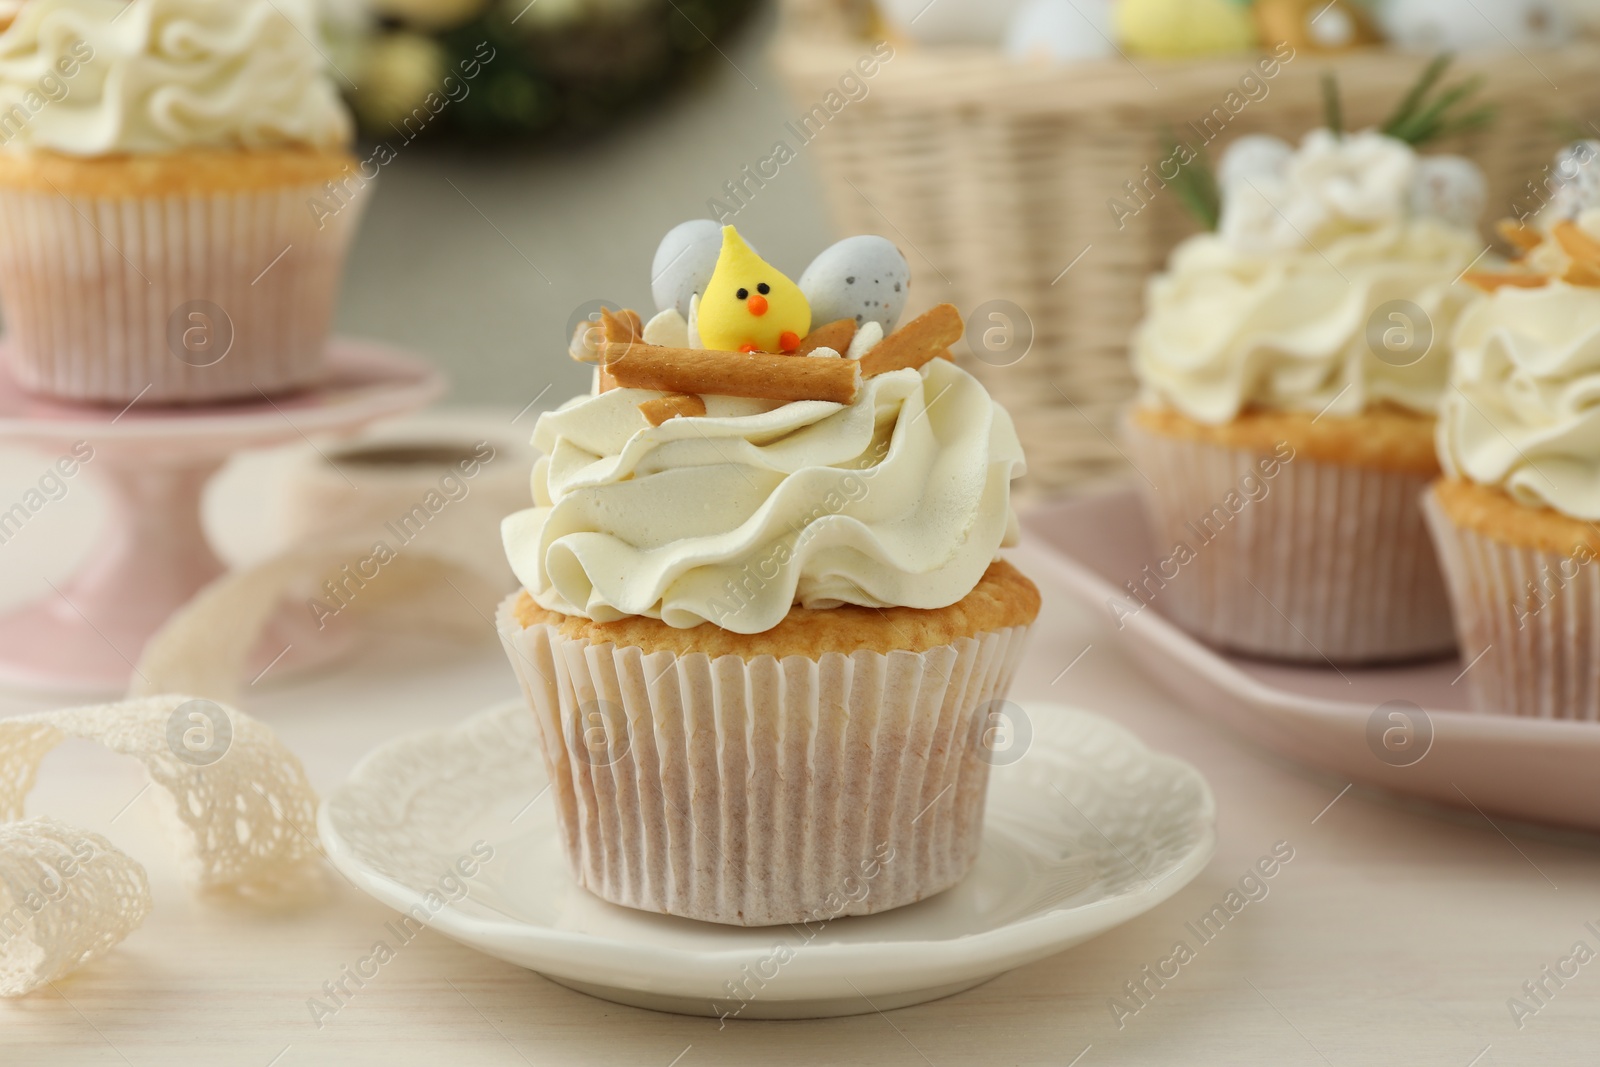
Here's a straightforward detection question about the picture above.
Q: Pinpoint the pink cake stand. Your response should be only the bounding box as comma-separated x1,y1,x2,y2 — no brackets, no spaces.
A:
0,339,446,693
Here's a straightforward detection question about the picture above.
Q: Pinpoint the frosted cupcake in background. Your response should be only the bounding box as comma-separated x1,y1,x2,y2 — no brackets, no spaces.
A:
1428,141,1600,719
1123,83,1490,664
0,0,363,403
498,224,1038,926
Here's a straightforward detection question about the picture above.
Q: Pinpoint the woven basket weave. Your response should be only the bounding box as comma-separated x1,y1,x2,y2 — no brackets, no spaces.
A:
773,3,1600,495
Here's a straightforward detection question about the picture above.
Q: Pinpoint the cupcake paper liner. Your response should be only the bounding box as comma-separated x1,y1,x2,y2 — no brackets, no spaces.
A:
1424,491,1600,720
0,182,366,404
496,595,1032,927
1123,418,1455,664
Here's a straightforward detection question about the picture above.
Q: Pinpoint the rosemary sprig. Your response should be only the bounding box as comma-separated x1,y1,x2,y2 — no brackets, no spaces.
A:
1168,53,1495,232
1164,130,1220,232
1433,103,1496,141
1380,53,1496,145
1384,53,1451,133
1322,72,1342,138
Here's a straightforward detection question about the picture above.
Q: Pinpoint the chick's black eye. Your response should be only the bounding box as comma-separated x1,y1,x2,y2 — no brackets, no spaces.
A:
757,282,770,295
736,287,749,300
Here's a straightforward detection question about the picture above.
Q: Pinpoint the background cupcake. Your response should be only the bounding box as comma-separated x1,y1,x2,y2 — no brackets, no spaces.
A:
497,227,1037,926
1122,79,1491,664
1120,66,1491,662
0,0,363,403
1429,151,1600,719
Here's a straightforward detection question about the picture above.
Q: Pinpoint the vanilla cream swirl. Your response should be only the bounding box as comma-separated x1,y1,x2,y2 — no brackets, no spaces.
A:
0,0,351,155
1439,279,1600,520
502,360,1026,633
1135,217,1484,424
1136,128,1487,424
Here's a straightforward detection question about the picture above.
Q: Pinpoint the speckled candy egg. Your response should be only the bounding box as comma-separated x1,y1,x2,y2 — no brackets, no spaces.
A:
878,0,1030,45
651,219,724,319
1408,155,1488,228
798,236,910,333
1547,140,1600,219
1379,0,1568,49
1218,134,1293,189
1003,0,1116,63
1114,0,1258,56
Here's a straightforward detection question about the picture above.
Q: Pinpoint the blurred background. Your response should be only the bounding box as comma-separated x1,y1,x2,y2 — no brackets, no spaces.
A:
331,0,829,406
328,0,1600,490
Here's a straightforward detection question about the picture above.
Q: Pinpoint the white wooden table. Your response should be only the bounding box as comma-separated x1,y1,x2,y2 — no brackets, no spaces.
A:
2,416,1598,1066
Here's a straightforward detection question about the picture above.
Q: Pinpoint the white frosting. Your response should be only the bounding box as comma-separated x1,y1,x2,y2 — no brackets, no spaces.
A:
1440,274,1600,521
1138,128,1486,424
642,307,688,347
1219,129,1422,254
686,293,703,349
1440,151,1600,522
0,0,351,155
502,359,1025,633
1135,218,1484,423
846,320,882,361
1434,148,1600,520
1218,129,1487,256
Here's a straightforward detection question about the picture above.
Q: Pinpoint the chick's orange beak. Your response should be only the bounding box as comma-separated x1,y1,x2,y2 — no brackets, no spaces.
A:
747,293,769,316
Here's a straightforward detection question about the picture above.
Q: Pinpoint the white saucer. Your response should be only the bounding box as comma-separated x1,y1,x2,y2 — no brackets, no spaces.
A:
319,698,1216,1019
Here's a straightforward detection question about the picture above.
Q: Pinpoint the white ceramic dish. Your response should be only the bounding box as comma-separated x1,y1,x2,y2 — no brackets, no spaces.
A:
319,698,1216,1019
1022,491,1600,832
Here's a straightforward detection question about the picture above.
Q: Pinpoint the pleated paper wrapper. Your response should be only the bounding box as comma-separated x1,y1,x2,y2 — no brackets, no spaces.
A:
0,182,366,403
1424,491,1600,721
497,596,1032,927
1123,419,1455,665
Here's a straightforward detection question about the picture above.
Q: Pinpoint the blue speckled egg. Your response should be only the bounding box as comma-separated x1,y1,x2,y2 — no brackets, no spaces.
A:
1380,0,1567,50
651,219,723,318
1408,155,1486,228
1217,134,1292,190
1003,0,1115,63
798,236,910,333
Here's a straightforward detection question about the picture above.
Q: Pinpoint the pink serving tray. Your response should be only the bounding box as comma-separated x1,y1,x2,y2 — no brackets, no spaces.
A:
1022,490,1600,832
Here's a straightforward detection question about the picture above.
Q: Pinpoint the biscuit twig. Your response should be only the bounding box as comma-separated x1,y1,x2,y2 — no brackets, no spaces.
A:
604,343,860,404
858,304,962,378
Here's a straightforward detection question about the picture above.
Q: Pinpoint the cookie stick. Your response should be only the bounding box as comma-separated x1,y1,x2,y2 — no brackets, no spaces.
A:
603,344,859,404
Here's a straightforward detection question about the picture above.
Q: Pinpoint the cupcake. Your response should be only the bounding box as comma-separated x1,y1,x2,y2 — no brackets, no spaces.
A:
498,224,1037,926
1123,120,1487,664
1428,146,1600,719
0,0,364,403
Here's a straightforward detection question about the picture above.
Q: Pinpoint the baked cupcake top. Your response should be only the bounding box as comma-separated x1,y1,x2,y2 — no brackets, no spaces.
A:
1439,142,1600,521
1134,128,1485,425
0,0,351,156
503,225,1026,634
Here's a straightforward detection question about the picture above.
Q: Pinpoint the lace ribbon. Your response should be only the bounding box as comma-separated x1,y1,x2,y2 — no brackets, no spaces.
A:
0,695,318,996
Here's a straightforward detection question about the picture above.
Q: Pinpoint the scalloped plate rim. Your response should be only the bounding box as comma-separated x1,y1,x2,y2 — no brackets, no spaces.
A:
319,698,1216,1000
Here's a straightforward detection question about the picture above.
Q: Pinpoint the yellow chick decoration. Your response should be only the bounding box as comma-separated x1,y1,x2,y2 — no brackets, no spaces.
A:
1114,0,1258,57
696,226,811,354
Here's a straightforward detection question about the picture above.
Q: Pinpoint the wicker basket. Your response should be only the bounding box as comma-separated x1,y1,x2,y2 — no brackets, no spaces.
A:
773,6,1600,496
